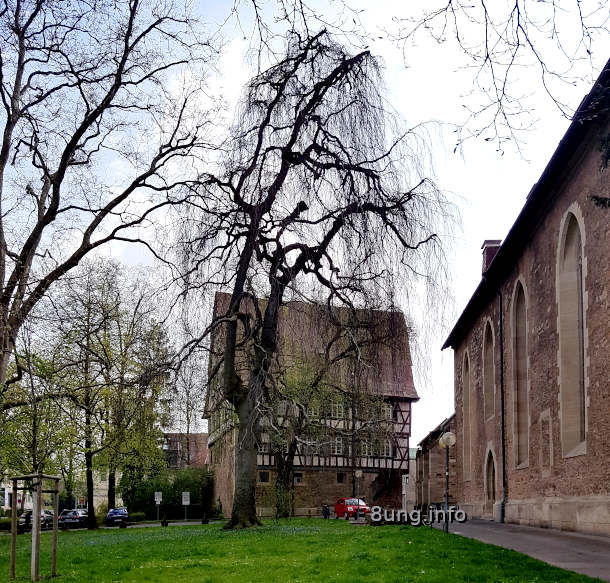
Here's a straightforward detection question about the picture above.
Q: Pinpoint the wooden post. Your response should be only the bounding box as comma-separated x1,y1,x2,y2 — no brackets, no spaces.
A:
9,479,17,580
31,476,42,581
51,479,59,577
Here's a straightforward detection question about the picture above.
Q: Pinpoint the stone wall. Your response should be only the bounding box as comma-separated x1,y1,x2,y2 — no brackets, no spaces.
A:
255,468,403,517
452,115,610,535
210,429,236,517
405,457,417,510
416,416,457,508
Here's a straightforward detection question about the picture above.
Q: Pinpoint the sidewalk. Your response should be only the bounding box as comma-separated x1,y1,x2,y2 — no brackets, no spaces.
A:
433,518,610,582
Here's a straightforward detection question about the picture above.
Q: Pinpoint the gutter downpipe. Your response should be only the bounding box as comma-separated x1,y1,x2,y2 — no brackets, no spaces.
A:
498,290,507,523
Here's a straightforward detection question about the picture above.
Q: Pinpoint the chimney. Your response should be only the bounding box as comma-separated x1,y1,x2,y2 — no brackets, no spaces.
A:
481,240,502,274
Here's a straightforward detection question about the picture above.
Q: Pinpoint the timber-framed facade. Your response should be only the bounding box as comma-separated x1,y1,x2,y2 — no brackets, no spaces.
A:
206,292,418,516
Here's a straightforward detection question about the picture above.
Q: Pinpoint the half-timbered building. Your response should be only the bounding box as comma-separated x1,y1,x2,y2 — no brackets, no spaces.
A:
206,292,418,517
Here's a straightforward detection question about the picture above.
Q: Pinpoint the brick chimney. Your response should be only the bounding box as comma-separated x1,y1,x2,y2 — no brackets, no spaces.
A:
481,240,502,274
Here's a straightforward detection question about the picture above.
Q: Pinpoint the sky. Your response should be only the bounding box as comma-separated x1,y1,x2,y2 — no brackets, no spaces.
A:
110,0,609,443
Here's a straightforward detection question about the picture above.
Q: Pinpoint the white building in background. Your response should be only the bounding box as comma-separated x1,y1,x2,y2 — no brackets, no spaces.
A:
1,480,33,513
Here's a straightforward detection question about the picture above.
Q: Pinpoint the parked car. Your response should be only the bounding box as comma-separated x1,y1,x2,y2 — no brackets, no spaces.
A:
18,510,54,530
58,509,87,528
105,507,129,525
334,497,370,519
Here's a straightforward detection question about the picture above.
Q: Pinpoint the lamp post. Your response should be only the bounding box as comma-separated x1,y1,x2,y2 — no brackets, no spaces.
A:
438,431,456,533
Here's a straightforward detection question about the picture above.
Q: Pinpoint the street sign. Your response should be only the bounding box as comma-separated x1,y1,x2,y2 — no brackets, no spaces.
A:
154,491,162,505
182,491,190,521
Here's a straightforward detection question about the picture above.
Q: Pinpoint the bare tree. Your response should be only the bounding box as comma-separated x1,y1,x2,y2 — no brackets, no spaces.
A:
182,30,448,528
0,0,214,393
394,0,610,148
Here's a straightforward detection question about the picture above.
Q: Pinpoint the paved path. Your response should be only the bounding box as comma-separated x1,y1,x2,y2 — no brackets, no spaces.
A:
433,519,610,582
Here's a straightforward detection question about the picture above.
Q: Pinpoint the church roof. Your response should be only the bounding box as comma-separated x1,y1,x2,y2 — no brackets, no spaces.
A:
443,58,610,350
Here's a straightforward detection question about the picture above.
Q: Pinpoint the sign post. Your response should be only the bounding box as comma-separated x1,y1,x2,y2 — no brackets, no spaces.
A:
182,491,190,521
154,491,162,522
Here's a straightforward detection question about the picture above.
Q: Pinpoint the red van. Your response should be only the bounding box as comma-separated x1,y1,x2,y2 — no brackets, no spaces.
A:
334,498,370,518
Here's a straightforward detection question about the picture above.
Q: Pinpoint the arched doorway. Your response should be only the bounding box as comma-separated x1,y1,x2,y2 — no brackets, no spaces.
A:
485,451,496,516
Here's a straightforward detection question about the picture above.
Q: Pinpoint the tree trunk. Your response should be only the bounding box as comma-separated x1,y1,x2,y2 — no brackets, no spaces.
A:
274,456,291,518
65,482,73,510
84,390,96,529
274,439,297,518
0,346,11,390
83,299,96,529
64,452,75,510
107,469,116,510
85,448,96,529
223,270,284,529
227,396,261,528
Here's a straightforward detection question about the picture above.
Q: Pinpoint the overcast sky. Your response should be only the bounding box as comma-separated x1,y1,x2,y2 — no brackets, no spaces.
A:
112,1,609,443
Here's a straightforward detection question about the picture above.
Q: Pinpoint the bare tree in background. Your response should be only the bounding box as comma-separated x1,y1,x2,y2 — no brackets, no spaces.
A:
394,0,610,148
181,30,449,528
171,357,207,465
0,0,214,393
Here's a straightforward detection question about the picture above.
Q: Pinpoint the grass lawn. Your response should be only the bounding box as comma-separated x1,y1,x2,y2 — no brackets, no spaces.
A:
0,519,602,582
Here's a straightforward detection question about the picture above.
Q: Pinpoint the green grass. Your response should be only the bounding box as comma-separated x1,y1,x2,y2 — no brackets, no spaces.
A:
0,519,602,582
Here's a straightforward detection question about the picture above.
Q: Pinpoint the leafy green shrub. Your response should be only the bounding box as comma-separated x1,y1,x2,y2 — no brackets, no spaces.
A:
95,502,109,526
0,518,12,531
130,512,146,522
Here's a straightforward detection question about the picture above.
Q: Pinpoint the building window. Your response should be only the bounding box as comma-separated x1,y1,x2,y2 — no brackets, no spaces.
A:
330,399,344,419
258,471,270,483
483,321,495,420
382,403,392,420
382,440,391,458
558,212,587,455
293,472,303,484
258,441,270,454
308,403,319,419
306,441,320,455
336,472,345,484
513,281,529,466
485,452,496,502
331,436,343,455
463,352,471,480
360,439,371,457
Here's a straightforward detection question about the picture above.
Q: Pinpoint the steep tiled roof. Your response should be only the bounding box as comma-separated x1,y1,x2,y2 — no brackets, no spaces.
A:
211,292,418,400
